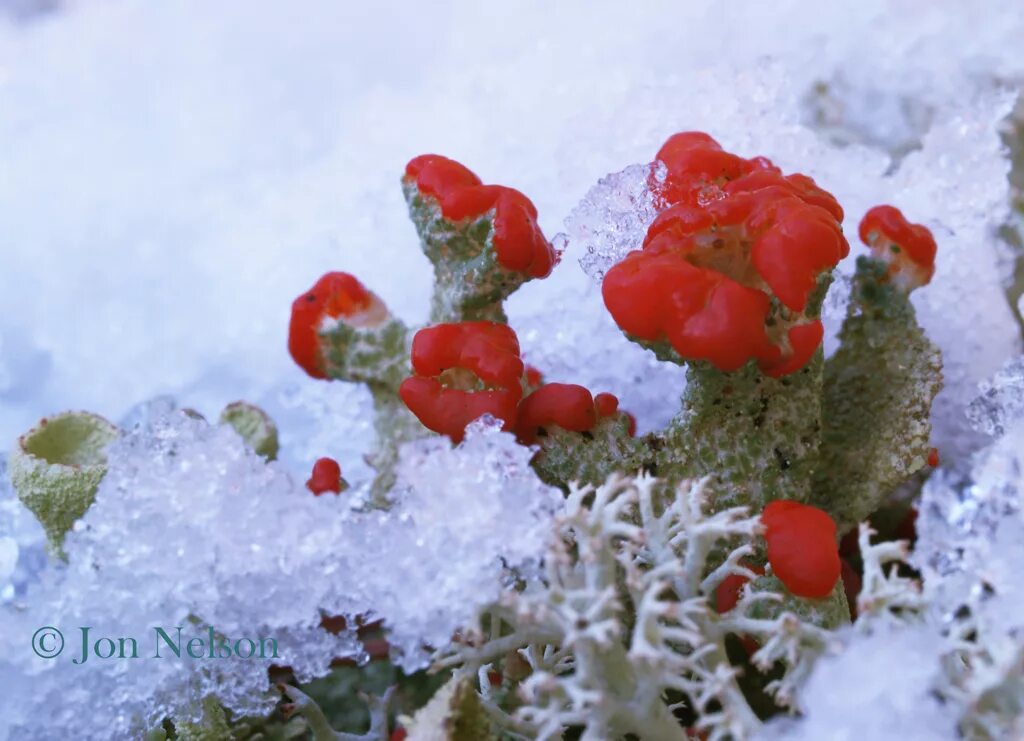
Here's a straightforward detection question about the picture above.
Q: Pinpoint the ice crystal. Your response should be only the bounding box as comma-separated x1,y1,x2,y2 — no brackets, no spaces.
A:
913,416,1024,737
571,162,662,283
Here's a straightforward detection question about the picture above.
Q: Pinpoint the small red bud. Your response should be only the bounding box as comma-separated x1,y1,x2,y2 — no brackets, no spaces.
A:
307,457,343,496
762,500,841,599
858,205,937,289
594,392,619,418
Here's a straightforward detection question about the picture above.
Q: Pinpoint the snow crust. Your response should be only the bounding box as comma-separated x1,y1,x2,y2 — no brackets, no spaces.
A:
0,414,558,739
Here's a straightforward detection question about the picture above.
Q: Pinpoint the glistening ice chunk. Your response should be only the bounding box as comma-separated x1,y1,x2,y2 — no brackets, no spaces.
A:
911,418,1024,735
570,162,663,282
914,417,1024,607
893,92,1021,456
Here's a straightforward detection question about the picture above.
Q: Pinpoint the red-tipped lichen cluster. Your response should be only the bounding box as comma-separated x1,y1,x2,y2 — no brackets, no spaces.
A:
858,204,937,290
405,155,556,278
398,321,623,444
603,133,849,376
288,272,389,379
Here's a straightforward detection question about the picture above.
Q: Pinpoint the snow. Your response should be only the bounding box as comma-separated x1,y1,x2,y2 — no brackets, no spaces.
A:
0,455,46,604
764,625,957,741
0,413,558,739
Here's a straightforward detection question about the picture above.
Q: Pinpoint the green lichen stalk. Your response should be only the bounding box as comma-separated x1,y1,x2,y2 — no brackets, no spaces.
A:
663,355,825,510
528,414,651,488
315,296,423,505
814,256,942,530
403,181,528,325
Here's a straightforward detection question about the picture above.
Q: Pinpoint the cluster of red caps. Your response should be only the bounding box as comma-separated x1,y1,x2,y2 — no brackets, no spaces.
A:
284,147,944,615
405,154,556,278
399,320,625,444
603,132,850,376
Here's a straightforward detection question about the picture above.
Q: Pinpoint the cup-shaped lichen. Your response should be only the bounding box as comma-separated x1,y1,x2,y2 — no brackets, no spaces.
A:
9,411,119,552
219,401,279,460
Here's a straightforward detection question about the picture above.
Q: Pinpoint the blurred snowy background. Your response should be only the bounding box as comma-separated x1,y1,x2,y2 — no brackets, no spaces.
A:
1,0,1022,476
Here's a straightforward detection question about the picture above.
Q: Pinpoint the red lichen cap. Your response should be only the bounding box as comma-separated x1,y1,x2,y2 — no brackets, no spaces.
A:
307,457,343,496
759,321,824,379
288,272,389,379
593,392,619,418
515,383,620,444
603,132,848,376
655,132,752,205
400,321,524,442
409,322,524,391
653,132,843,219
405,154,481,198
602,243,781,372
858,205,937,289
404,155,555,278
399,378,520,443
761,500,841,599
714,563,766,613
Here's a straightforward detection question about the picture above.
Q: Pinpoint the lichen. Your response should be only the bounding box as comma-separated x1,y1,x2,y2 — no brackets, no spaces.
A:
815,256,943,530
219,401,280,460
8,410,119,552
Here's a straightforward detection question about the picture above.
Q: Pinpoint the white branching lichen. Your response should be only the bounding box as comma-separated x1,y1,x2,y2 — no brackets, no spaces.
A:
853,524,926,628
437,475,837,740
